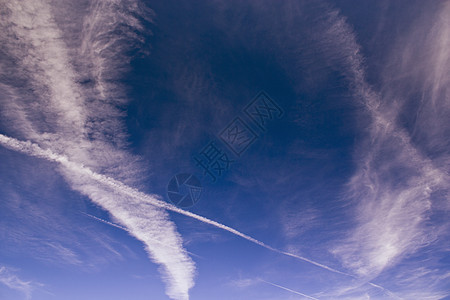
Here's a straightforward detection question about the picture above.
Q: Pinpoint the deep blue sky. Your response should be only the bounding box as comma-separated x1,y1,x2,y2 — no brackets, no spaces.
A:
0,1,449,299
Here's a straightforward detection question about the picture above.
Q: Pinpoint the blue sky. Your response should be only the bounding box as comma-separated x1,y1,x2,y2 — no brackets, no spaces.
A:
0,0,449,299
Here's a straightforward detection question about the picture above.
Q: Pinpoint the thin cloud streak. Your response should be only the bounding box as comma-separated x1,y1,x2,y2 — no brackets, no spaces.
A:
81,212,129,231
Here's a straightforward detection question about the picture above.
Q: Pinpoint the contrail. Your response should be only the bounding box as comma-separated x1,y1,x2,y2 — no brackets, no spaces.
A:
368,282,404,300
259,279,320,300
80,211,204,259
0,133,347,276
80,211,129,231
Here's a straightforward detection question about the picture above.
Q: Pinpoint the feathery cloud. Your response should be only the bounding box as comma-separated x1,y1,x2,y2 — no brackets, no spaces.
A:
0,266,34,300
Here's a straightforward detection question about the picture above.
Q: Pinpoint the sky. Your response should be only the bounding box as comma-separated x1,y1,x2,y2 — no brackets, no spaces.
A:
0,0,449,299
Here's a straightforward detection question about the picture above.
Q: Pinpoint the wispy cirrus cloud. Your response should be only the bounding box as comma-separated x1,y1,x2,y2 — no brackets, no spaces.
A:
317,1,450,295
0,266,36,300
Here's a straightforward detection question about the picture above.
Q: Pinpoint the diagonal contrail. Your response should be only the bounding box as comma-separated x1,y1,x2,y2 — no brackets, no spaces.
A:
0,133,349,276
259,279,320,300
80,211,204,259
81,211,127,230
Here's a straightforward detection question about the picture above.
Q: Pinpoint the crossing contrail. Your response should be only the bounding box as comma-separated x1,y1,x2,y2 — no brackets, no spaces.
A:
0,133,348,276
